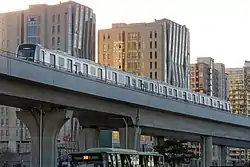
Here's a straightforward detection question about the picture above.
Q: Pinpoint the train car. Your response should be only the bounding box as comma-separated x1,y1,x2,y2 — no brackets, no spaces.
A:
15,43,231,112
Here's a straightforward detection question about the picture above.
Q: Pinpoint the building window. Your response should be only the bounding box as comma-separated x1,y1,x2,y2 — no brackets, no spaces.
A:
155,72,157,79
150,31,152,38
155,41,157,48
150,52,152,59
52,37,55,45
150,62,152,69
57,37,60,45
150,41,152,49
155,51,157,59
52,26,55,34
150,72,152,78
57,25,60,34
155,31,157,38
155,62,157,69
57,14,60,23
52,14,55,23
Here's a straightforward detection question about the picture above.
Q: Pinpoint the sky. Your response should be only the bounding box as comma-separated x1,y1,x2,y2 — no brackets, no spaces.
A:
0,0,250,68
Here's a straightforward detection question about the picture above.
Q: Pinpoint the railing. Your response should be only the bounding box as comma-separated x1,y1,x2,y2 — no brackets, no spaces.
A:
0,49,247,118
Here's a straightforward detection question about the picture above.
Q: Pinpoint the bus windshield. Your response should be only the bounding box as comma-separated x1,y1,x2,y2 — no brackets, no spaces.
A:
70,153,104,167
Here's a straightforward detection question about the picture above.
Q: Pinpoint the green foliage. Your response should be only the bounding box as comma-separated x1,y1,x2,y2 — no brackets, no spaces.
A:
154,139,199,166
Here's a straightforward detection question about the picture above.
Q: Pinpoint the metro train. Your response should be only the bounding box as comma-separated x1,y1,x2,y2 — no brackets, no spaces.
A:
16,43,231,112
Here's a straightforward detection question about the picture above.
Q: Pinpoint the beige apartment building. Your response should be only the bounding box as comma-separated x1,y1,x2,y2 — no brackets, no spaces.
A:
0,1,96,60
98,19,190,89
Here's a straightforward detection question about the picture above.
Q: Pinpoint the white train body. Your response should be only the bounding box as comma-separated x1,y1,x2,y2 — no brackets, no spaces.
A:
16,44,231,112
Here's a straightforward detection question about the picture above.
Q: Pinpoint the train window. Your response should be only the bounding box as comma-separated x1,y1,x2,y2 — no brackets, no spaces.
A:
210,99,213,106
192,94,196,102
217,101,220,108
201,97,205,104
125,76,130,86
132,78,136,87
67,59,73,72
159,86,162,93
90,66,96,76
225,103,228,110
178,91,182,97
97,68,102,79
41,50,45,63
168,88,172,95
173,89,177,97
155,85,158,92
58,57,64,68
144,81,148,90
50,54,55,68
150,83,154,91
74,62,81,72
82,64,88,74
138,80,143,89
112,72,117,83
163,86,167,95
183,92,187,100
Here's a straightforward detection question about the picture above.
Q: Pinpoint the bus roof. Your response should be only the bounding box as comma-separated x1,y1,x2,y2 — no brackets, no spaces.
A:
69,148,163,156
85,148,139,154
139,151,163,156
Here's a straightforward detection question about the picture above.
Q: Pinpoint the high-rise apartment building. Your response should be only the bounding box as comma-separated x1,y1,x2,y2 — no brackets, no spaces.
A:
226,68,246,115
98,19,190,89
214,63,227,100
190,57,226,99
226,64,250,163
0,1,96,60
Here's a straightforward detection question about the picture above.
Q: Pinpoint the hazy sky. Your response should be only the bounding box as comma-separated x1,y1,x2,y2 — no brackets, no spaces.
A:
1,0,250,68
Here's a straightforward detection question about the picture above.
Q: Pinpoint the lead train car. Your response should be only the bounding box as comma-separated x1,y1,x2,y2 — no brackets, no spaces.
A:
16,43,231,112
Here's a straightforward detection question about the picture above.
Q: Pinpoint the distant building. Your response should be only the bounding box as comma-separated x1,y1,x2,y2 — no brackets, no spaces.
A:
98,19,190,89
0,1,96,60
190,57,227,100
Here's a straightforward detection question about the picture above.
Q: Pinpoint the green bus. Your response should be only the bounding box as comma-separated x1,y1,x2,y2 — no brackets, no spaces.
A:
68,148,164,167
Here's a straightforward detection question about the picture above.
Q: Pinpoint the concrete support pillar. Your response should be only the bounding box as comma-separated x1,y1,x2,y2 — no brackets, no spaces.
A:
119,126,141,150
17,109,72,167
205,136,213,167
218,145,227,166
77,127,100,151
200,136,206,167
200,136,213,167
153,136,165,146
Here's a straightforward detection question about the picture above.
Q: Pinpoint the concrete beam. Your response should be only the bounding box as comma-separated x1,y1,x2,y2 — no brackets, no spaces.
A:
0,54,250,128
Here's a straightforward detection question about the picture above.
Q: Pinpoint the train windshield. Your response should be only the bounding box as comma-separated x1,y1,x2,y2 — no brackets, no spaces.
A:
17,44,36,61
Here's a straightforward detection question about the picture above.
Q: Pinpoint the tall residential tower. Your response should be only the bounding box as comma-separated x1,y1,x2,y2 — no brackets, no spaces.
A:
98,19,190,89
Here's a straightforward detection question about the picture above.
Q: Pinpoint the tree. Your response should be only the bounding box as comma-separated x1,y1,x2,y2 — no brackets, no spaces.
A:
154,139,199,166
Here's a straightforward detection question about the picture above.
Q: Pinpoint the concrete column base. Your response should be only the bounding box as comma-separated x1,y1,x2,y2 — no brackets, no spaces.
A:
119,126,141,150
77,127,100,151
17,109,72,167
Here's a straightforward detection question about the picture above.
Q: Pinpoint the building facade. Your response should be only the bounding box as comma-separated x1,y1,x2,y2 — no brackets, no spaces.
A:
190,57,225,99
0,1,96,60
226,68,246,115
214,63,227,100
98,19,190,89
